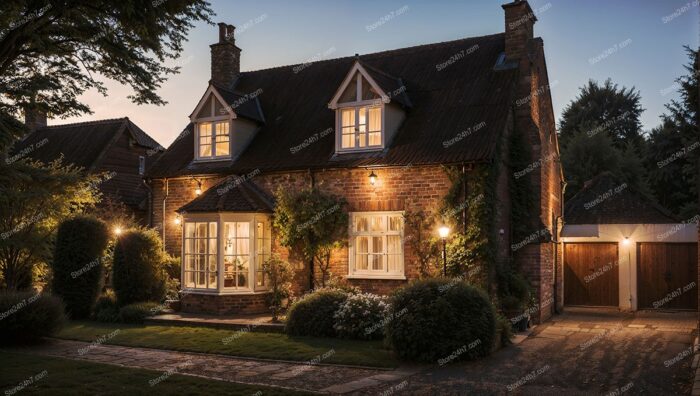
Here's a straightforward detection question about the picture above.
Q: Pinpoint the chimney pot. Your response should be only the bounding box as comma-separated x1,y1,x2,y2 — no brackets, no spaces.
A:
502,0,536,62
211,22,241,89
218,22,227,43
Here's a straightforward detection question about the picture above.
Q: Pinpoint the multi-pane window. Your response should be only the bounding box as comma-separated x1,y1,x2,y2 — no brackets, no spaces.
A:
340,106,381,149
337,71,383,152
255,221,272,288
223,222,250,289
183,222,218,289
349,212,404,277
198,121,230,159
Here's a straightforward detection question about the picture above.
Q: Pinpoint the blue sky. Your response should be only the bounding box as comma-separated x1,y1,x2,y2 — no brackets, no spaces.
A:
60,0,699,146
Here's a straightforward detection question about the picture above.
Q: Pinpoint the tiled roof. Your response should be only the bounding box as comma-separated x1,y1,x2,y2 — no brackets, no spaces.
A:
10,118,163,210
212,83,266,123
148,33,518,178
564,172,678,225
178,177,274,213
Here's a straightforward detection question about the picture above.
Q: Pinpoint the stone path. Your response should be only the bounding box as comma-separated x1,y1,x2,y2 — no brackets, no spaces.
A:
5,339,420,394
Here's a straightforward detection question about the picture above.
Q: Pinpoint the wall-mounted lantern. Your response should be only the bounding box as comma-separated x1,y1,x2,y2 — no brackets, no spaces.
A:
368,170,377,186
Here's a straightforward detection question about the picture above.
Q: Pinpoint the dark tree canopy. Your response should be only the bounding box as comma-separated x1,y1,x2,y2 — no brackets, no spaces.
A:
0,0,213,143
559,79,645,150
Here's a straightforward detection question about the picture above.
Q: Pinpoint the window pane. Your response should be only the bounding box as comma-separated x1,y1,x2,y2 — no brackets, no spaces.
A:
209,238,217,254
388,254,401,272
356,217,368,232
388,235,401,253
216,142,229,156
372,236,384,253
197,272,206,287
185,223,195,238
185,271,195,288
358,107,367,127
371,255,383,270
199,144,212,157
341,108,355,127
237,222,249,238
368,132,381,146
199,123,212,136
370,216,384,232
368,107,381,132
209,273,217,288
356,254,368,270
197,239,206,254
215,121,229,136
356,236,368,253
208,256,217,272
196,255,206,271
342,131,355,148
197,223,207,238
209,222,217,237
358,132,366,148
362,78,381,100
389,216,402,232
184,255,195,270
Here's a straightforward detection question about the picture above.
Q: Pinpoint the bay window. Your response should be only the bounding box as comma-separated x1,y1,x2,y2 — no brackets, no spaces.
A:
348,212,405,279
181,214,271,293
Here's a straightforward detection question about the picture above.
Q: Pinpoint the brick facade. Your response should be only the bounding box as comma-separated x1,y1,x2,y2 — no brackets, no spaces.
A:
181,292,268,315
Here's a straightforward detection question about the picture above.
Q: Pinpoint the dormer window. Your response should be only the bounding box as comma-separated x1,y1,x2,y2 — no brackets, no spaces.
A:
198,121,230,158
329,60,410,154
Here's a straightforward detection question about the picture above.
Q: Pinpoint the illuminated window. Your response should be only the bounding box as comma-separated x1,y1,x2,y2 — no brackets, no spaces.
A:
183,222,218,289
198,121,230,159
349,212,404,278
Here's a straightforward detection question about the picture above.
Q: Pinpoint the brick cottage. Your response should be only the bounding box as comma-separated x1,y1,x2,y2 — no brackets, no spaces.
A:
147,0,564,322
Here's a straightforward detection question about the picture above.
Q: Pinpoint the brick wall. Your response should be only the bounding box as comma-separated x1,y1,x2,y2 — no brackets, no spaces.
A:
150,165,453,295
181,292,268,315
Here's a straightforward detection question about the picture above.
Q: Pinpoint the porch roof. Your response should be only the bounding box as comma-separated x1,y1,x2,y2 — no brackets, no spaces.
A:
177,178,274,213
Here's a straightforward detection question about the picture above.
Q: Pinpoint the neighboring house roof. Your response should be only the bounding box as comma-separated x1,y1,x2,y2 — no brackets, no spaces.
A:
564,172,678,225
148,33,518,178
178,177,274,213
10,117,163,210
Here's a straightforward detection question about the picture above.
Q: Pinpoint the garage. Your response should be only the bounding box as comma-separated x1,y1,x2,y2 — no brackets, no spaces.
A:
564,243,619,306
560,173,698,311
637,243,697,310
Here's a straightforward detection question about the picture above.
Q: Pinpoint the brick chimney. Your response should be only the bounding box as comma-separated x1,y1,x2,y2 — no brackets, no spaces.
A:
210,23,241,89
24,107,47,132
502,1,536,62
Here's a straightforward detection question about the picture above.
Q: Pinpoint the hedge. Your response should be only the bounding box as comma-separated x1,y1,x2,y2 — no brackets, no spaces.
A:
112,229,167,306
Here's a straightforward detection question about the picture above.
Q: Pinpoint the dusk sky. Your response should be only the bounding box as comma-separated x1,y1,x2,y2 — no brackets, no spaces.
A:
58,0,699,147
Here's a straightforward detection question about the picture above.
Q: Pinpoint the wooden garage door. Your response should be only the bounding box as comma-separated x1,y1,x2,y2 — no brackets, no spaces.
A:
564,243,619,306
637,243,697,310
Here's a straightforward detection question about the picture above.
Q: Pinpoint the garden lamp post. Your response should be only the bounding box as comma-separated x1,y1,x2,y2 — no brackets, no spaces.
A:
439,225,450,277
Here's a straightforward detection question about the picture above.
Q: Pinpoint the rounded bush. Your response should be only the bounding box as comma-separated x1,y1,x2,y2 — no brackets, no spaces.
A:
119,301,163,324
0,291,65,343
92,290,120,323
333,293,389,340
51,215,109,319
385,278,496,362
285,288,348,337
112,229,167,306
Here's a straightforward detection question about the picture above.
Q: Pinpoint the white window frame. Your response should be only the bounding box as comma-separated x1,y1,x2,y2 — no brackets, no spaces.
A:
181,213,272,295
347,211,406,280
190,86,235,162
336,104,384,153
195,119,231,161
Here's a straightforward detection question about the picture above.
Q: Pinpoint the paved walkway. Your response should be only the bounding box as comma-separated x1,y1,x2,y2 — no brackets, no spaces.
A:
355,309,698,395
5,339,419,394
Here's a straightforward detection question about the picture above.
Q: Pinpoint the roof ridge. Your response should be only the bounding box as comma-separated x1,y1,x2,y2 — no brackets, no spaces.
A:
41,117,128,130
241,33,505,75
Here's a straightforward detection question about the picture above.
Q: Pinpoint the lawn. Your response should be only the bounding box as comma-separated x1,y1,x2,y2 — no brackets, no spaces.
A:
0,351,311,395
56,321,398,368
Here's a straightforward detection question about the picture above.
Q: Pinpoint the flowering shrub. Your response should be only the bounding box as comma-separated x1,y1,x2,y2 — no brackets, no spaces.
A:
285,288,348,337
333,293,389,340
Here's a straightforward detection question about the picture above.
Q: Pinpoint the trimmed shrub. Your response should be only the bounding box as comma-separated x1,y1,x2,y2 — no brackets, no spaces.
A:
385,278,496,362
333,293,389,340
162,254,181,279
285,288,348,337
496,313,513,346
0,291,65,343
118,302,163,324
112,229,167,306
93,290,120,323
51,215,109,319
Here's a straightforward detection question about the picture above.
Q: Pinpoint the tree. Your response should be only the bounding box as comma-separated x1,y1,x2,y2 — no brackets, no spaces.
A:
273,188,348,289
561,127,621,199
0,158,102,290
262,255,294,322
0,1,213,141
559,79,645,150
652,47,699,218
112,228,167,306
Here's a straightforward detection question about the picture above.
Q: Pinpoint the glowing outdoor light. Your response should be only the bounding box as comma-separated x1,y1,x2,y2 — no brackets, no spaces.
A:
623,236,630,246
113,226,123,236
174,215,182,225
439,225,450,277
368,170,377,186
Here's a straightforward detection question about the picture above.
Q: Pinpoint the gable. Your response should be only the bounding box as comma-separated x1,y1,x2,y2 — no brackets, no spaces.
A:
329,61,388,109
191,86,233,120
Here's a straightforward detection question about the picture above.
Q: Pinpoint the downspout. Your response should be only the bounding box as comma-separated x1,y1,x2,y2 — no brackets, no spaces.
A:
162,178,169,252
142,179,153,227
553,179,567,314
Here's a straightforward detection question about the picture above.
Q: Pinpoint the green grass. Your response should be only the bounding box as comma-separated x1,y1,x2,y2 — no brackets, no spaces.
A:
0,351,310,395
56,321,398,368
